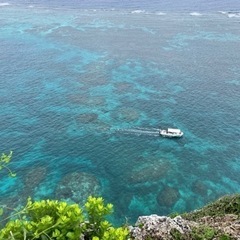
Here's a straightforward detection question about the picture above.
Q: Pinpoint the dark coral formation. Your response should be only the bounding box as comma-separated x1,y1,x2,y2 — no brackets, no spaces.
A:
157,186,180,207
68,95,105,107
192,180,208,197
78,113,98,124
24,166,47,188
55,172,101,205
112,107,140,122
22,166,47,197
128,161,170,184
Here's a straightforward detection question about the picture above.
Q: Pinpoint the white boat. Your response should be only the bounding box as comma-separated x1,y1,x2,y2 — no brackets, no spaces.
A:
159,128,183,138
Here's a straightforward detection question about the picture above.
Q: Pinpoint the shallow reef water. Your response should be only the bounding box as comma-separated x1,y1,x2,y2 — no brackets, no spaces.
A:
0,3,240,225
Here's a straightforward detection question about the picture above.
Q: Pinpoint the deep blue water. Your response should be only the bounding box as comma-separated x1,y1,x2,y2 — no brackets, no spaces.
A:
0,1,240,225
3,0,240,11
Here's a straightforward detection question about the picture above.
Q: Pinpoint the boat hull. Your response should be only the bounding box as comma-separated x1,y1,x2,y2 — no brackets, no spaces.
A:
159,129,183,138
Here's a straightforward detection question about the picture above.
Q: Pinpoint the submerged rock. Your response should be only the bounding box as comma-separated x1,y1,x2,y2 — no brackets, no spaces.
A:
24,166,47,187
78,113,98,124
68,95,105,107
55,172,101,205
192,180,208,197
127,157,171,184
114,82,136,93
157,186,180,207
112,107,140,122
22,166,47,197
128,161,170,184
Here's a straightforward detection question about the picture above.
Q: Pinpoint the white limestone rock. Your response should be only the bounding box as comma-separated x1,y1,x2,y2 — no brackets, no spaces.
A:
129,214,192,240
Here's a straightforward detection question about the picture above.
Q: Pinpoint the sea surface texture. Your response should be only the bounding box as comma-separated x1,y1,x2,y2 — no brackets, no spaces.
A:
0,1,240,225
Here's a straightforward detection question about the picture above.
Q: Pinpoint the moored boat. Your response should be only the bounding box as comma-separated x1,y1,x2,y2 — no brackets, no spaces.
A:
159,128,183,138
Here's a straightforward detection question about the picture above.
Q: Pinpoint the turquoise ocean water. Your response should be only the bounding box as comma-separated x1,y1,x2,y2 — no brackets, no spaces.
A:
0,1,240,225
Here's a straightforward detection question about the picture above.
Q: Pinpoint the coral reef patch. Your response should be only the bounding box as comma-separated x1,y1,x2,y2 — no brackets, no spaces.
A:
157,186,180,207
55,172,101,205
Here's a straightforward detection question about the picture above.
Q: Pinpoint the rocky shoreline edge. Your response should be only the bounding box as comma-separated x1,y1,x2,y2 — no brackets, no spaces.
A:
129,194,240,239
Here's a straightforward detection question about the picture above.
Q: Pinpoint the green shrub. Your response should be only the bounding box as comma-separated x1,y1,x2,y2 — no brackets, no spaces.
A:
191,226,217,240
0,198,84,239
168,212,181,219
219,234,232,240
0,196,129,240
84,196,129,239
0,151,16,177
170,228,185,240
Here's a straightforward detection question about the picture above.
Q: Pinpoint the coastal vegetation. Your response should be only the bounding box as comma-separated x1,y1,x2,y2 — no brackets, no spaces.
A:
130,194,240,239
0,196,129,240
177,194,240,239
181,194,240,221
1,194,239,239
0,151,16,177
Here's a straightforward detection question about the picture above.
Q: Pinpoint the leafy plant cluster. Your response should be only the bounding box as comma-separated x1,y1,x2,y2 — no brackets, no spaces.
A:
0,196,129,240
0,151,16,177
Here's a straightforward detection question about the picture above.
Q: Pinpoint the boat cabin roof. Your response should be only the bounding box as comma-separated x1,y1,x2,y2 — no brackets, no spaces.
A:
167,128,181,133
